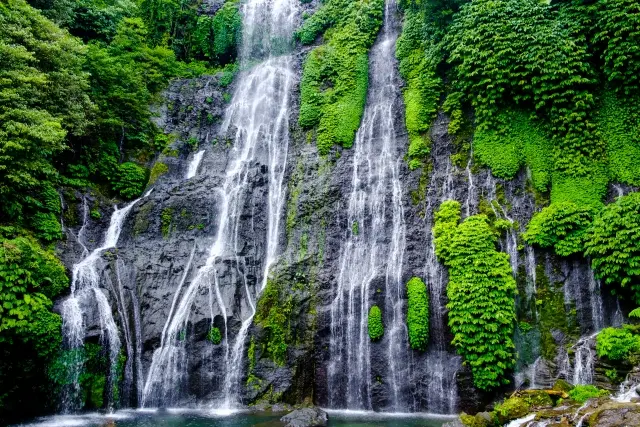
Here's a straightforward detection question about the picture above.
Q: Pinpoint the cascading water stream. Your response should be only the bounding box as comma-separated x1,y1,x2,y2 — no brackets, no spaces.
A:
186,150,205,179
327,0,408,410
142,0,298,409
60,193,148,412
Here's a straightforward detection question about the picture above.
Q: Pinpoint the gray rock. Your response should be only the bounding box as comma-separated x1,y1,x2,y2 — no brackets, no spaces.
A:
441,419,464,427
280,408,328,427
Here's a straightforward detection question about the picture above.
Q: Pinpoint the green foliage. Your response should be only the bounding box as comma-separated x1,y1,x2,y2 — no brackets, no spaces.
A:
367,305,384,341
493,397,529,425
148,162,169,185
0,236,69,419
406,276,429,351
111,162,147,199
395,6,442,169
523,202,594,257
473,111,552,192
446,0,601,180
568,385,609,403
160,207,173,238
192,0,241,65
297,0,384,154
207,326,222,344
255,279,294,366
0,0,91,230
434,200,516,390
592,0,640,97
596,327,640,362
584,192,640,304
629,308,640,319
597,91,640,187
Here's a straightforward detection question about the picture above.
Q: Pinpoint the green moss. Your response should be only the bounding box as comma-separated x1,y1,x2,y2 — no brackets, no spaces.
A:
433,200,516,390
148,162,169,185
161,207,174,238
368,305,384,341
553,379,574,393
493,397,530,424
351,220,359,236
133,202,153,235
207,326,222,344
297,0,384,154
406,276,429,351
254,278,294,366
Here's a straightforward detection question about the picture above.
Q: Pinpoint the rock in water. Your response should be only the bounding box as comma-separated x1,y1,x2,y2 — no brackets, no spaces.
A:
441,420,465,427
280,408,328,427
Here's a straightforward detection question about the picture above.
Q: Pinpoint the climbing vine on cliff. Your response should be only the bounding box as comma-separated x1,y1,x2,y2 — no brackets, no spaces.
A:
434,200,516,390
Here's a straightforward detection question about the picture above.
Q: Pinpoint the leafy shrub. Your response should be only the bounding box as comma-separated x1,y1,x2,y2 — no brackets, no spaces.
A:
568,385,609,403
596,327,640,362
207,327,222,345
473,110,552,192
406,277,429,351
593,0,640,96
193,0,241,65
597,91,640,187
112,162,147,199
368,305,384,341
523,202,594,256
297,0,384,154
434,200,516,390
446,0,601,179
584,192,640,303
395,6,442,169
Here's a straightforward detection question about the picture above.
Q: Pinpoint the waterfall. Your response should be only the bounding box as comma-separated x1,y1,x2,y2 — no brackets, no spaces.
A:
185,150,205,179
60,196,144,412
142,0,298,409
327,0,409,410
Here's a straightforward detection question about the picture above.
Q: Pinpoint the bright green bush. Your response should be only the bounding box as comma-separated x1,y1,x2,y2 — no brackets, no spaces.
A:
596,327,640,361
473,110,552,192
368,305,384,341
395,7,442,169
434,200,516,390
297,0,384,154
593,0,640,96
598,91,640,187
112,162,147,199
193,0,241,65
446,0,603,200
207,327,222,344
523,202,594,257
568,385,609,403
584,192,640,304
406,277,429,351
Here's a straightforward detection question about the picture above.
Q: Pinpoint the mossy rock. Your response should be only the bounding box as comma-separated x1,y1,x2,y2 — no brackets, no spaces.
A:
522,390,553,409
552,379,574,393
494,397,531,424
460,412,494,427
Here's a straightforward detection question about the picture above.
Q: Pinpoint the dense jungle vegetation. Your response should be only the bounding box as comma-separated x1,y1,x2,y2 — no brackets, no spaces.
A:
2,0,640,420
0,0,239,420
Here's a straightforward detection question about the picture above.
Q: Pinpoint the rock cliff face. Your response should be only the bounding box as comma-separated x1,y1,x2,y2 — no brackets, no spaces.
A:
55,1,632,416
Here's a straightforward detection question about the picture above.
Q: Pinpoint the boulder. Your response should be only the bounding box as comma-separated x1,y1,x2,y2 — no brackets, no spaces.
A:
280,407,328,427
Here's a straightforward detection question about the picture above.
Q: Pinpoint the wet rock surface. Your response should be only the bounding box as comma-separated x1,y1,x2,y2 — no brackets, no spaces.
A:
280,407,328,427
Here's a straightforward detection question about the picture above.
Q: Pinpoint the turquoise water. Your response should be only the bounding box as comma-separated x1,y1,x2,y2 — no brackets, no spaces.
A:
16,409,453,427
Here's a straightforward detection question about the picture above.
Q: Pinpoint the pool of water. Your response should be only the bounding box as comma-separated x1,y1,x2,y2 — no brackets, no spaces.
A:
15,409,454,427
